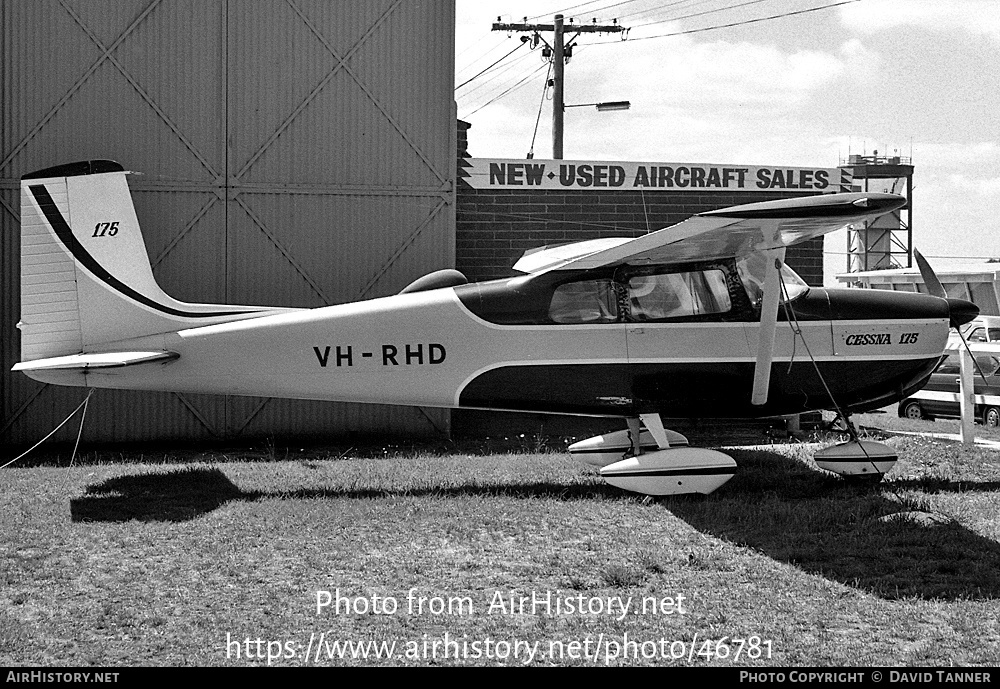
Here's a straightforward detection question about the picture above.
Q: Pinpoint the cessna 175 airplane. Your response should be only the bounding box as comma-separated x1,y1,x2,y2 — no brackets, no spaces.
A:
12,160,979,496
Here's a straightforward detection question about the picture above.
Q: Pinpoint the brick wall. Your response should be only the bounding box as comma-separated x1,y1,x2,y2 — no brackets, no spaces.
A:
456,183,825,286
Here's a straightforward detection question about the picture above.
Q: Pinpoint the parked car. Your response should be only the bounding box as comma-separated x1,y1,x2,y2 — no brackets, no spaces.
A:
898,347,1000,427
961,316,1000,344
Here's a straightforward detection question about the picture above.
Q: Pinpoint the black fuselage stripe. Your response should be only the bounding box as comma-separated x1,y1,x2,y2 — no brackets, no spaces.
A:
29,185,255,319
570,445,659,454
603,467,736,477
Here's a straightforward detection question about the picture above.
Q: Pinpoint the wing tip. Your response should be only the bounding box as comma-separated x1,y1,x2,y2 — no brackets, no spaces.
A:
702,192,905,219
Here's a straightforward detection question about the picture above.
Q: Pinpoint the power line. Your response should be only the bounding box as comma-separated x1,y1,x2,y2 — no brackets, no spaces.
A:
460,1,854,133
456,32,525,82
463,63,552,118
527,61,555,159
630,0,776,29
457,50,540,112
526,0,629,22
492,16,627,159
589,0,858,43
617,0,709,22
456,41,527,91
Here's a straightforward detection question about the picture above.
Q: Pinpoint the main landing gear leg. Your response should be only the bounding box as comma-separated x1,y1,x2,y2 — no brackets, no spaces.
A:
626,416,643,457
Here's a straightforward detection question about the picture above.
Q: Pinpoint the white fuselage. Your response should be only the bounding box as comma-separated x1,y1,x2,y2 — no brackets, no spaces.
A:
23,283,950,417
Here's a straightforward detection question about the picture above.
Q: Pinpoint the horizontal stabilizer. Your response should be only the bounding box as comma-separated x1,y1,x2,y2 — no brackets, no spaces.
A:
12,351,178,372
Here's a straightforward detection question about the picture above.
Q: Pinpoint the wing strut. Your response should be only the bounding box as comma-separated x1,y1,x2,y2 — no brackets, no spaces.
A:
751,246,786,406
639,413,671,449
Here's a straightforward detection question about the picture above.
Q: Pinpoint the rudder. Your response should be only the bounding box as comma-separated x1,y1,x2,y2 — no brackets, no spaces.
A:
18,160,278,363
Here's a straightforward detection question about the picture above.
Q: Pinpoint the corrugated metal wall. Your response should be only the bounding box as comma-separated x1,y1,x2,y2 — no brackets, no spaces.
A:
1,0,456,445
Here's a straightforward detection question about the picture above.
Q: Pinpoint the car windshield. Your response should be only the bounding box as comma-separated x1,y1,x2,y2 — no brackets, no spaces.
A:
736,253,810,309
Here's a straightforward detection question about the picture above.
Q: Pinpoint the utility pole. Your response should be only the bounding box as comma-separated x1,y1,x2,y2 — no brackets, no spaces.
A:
553,14,565,160
492,14,626,159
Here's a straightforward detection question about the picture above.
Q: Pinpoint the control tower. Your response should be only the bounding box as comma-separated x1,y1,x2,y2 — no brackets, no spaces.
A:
841,153,914,274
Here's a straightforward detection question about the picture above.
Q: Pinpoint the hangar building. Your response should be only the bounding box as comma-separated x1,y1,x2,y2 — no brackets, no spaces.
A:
2,2,854,447
1,0,457,445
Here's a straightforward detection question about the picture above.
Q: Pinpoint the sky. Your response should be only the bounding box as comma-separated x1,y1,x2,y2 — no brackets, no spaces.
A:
454,0,1000,285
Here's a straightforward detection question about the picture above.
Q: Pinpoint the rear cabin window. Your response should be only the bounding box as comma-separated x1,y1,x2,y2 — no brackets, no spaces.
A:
548,279,619,323
627,269,731,320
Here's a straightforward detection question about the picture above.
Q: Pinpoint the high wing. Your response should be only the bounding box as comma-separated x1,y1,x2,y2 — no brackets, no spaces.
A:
514,192,906,274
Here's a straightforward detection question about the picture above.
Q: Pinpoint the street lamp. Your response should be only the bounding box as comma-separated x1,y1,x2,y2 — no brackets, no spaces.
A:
557,101,631,158
565,100,631,112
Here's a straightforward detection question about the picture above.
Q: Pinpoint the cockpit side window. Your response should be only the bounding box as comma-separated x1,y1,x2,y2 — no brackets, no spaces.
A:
627,269,732,321
736,253,809,309
548,279,619,323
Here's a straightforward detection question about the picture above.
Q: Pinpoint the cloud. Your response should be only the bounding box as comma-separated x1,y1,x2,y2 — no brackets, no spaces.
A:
611,36,845,110
948,174,1000,197
916,142,1000,168
838,38,882,83
840,0,1000,41
460,29,855,162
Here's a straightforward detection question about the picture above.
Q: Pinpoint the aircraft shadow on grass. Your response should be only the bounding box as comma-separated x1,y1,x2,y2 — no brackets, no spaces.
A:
67,465,624,524
664,448,1000,602
70,450,1000,602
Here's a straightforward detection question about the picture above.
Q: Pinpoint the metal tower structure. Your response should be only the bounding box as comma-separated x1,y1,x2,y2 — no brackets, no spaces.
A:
842,153,914,274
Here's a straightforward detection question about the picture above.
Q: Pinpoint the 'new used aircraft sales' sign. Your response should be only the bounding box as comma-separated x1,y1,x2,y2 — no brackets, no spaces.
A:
461,158,852,193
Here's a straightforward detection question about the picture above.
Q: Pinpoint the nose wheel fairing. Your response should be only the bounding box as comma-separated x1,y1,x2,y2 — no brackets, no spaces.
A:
813,440,898,479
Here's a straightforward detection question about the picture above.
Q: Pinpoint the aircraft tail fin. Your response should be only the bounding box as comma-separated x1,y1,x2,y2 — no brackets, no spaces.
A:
18,161,279,363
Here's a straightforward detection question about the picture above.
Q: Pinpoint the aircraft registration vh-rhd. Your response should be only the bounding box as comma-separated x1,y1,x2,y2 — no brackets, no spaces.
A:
13,161,979,496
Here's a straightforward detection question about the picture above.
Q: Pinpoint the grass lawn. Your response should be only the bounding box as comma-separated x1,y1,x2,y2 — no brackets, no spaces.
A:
2,411,999,666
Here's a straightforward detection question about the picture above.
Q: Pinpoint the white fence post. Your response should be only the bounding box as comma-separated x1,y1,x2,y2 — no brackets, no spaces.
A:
959,345,975,444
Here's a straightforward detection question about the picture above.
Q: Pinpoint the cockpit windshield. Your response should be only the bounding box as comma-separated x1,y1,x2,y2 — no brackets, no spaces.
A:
736,253,810,308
